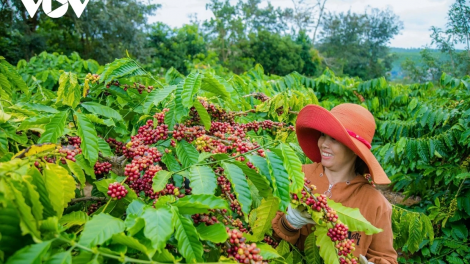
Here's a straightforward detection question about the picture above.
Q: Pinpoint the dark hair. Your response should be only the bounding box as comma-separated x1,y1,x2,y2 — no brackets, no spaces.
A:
354,156,368,175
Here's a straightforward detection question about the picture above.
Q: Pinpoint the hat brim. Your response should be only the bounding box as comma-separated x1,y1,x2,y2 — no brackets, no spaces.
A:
295,105,390,185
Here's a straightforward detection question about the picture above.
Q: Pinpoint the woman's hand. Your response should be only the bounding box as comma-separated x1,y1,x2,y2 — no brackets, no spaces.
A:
285,204,316,229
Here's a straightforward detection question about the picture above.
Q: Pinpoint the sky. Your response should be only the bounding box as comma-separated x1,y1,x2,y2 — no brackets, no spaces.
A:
148,0,459,49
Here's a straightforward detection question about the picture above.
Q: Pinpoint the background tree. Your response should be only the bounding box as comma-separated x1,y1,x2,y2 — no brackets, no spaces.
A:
148,23,208,75
0,0,160,65
430,0,470,77
317,8,403,80
401,47,442,83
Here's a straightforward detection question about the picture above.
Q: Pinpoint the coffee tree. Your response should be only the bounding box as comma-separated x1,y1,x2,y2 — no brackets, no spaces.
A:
0,52,467,263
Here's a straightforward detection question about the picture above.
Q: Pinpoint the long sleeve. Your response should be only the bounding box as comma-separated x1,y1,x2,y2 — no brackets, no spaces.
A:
366,205,398,264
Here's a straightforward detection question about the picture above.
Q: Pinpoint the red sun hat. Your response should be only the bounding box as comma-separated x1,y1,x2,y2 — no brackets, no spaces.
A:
295,103,391,185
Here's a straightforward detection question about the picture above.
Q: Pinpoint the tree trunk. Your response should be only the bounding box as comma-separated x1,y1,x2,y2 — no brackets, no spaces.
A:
312,0,327,45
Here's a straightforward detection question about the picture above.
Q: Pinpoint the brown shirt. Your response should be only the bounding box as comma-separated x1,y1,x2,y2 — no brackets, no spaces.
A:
272,163,398,264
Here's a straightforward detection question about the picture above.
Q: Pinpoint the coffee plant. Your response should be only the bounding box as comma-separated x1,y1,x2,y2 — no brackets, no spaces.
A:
0,52,469,263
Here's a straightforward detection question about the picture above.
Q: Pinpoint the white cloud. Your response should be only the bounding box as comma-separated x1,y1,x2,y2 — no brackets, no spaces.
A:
149,0,457,48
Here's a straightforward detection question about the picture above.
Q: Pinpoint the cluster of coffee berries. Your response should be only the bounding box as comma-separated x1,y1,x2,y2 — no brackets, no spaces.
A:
263,236,279,248
189,99,236,125
94,161,112,176
154,109,169,125
172,124,206,142
124,147,162,181
304,194,329,212
339,257,359,264
294,180,359,262
107,182,128,200
229,196,243,215
85,73,100,84
58,145,82,163
225,228,267,264
336,239,356,257
136,120,169,145
106,137,124,155
151,184,192,204
131,82,154,94
253,93,270,102
106,80,120,89
87,201,102,215
217,175,231,192
192,213,219,226
68,136,81,147
328,223,348,241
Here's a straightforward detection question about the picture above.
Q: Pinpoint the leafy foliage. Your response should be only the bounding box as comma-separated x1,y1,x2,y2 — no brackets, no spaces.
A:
0,51,469,264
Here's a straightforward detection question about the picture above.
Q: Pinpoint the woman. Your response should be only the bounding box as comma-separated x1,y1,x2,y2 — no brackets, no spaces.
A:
272,103,398,264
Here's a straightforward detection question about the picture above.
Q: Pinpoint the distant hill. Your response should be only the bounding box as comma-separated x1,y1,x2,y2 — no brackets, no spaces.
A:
389,47,448,80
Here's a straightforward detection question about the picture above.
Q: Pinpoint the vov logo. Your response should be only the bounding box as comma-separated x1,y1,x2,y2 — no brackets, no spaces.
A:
21,0,90,18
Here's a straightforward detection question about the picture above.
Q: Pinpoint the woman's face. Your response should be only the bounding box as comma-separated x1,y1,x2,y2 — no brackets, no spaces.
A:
317,132,357,171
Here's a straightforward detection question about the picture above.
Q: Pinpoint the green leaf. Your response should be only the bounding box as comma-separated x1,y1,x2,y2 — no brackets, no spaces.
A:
407,217,422,254
162,153,181,172
229,160,272,199
327,199,382,235
5,240,51,264
181,71,202,108
266,152,290,212
127,200,146,216
193,99,211,131
164,101,178,129
421,214,434,243
142,85,177,114
59,211,89,229
26,167,56,218
142,206,174,252
22,177,44,221
152,248,180,263
97,137,113,158
78,213,125,247
99,58,147,84
304,232,321,264
314,226,339,264
172,207,204,263
196,223,229,243
111,233,149,255
279,144,304,194
256,243,282,260
38,111,68,144
152,170,173,193
74,154,96,179
276,240,290,256
451,223,468,241
80,102,123,121
75,112,99,164
222,162,252,215
43,163,76,217
250,197,279,241
201,72,230,99
173,194,229,215
3,178,41,240
175,82,189,122
176,140,199,168
66,159,86,189
247,154,272,184
44,251,72,264
0,193,26,259
125,214,145,236
56,72,81,108
188,166,217,195
17,116,50,132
